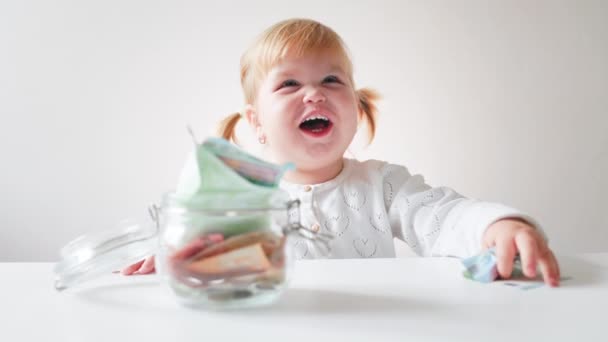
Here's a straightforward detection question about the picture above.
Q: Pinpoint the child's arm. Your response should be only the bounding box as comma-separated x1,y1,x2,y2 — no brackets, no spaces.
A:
382,163,559,285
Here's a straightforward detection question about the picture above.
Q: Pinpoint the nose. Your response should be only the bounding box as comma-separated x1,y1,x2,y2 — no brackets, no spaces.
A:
303,86,326,104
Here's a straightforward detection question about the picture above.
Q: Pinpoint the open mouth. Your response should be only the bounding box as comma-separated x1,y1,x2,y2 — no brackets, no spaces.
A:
299,115,333,137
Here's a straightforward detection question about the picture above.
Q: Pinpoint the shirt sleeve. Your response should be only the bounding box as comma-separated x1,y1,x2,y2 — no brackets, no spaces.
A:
381,163,544,258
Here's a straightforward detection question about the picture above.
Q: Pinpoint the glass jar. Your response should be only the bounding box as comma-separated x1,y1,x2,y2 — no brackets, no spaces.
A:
54,192,331,310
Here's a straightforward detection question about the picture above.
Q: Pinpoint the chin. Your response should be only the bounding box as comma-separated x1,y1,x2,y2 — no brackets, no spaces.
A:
275,138,348,168
294,152,344,172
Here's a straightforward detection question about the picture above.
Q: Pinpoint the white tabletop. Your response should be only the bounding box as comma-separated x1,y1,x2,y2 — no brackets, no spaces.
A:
1,254,607,342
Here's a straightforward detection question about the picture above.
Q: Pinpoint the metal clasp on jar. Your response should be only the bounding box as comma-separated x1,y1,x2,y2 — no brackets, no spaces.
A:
285,199,333,257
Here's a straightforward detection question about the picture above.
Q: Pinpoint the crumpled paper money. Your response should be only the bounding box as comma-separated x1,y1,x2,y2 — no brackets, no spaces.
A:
462,248,570,289
462,247,523,283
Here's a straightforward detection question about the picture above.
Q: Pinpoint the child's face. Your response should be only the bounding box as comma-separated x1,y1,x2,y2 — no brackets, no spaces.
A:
248,52,358,171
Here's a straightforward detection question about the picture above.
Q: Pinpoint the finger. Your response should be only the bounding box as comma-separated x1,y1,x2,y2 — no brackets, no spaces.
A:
553,251,561,279
206,233,224,243
171,238,206,261
171,234,225,261
495,236,517,279
538,249,560,287
548,251,561,286
138,256,156,274
121,259,145,276
514,231,538,278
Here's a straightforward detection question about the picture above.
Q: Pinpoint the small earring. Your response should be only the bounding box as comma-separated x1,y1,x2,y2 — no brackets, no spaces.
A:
258,135,266,144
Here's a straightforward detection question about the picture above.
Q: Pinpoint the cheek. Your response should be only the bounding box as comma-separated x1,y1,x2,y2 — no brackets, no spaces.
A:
334,88,357,107
259,96,296,123
257,103,292,138
339,92,360,121
343,94,360,135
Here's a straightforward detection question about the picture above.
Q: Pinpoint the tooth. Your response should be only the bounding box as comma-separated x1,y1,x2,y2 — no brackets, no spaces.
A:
302,115,329,123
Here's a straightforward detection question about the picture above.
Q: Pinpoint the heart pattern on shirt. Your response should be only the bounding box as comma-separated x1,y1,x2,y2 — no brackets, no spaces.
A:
369,212,389,234
381,164,399,177
383,180,394,209
353,237,377,258
343,189,366,211
292,239,309,259
421,188,445,207
399,188,445,215
402,224,420,251
324,214,350,237
424,214,442,238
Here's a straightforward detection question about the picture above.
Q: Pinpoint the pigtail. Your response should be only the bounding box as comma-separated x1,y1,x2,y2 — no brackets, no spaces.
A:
356,88,381,143
217,112,242,144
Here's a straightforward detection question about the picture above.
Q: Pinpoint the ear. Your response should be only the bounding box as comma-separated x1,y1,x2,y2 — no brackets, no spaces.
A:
244,104,267,144
243,104,259,128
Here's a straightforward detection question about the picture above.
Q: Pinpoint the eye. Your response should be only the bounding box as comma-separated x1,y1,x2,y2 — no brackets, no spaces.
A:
323,75,341,84
278,79,299,89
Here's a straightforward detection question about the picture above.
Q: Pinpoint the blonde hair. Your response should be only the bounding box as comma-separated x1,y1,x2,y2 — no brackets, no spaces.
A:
218,18,380,144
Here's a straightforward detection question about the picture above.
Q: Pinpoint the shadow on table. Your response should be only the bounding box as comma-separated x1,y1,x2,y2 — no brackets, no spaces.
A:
254,288,433,315
556,254,606,288
68,254,603,312
71,282,431,314
68,280,174,311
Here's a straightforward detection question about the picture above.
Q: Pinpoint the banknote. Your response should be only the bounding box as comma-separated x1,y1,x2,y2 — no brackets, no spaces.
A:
462,247,501,283
462,247,570,289
462,247,526,282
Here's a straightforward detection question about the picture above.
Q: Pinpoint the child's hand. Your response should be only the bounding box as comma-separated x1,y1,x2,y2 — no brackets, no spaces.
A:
482,218,560,287
120,233,225,276
121,256,156,275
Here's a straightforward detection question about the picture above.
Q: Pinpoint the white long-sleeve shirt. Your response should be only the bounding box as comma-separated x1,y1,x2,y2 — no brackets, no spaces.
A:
280,158,540,260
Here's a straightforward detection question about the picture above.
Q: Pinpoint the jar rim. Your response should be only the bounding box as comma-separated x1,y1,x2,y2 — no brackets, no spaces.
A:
159,191,298,215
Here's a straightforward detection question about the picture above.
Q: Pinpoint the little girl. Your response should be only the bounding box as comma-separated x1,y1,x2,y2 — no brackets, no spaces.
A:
123,18,560,286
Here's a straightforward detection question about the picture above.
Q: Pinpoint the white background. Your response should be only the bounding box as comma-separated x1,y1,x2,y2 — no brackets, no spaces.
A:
1,0,606,261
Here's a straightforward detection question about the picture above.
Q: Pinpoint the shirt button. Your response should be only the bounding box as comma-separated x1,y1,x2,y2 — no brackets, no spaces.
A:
303,185,312,192
310,223,320,232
